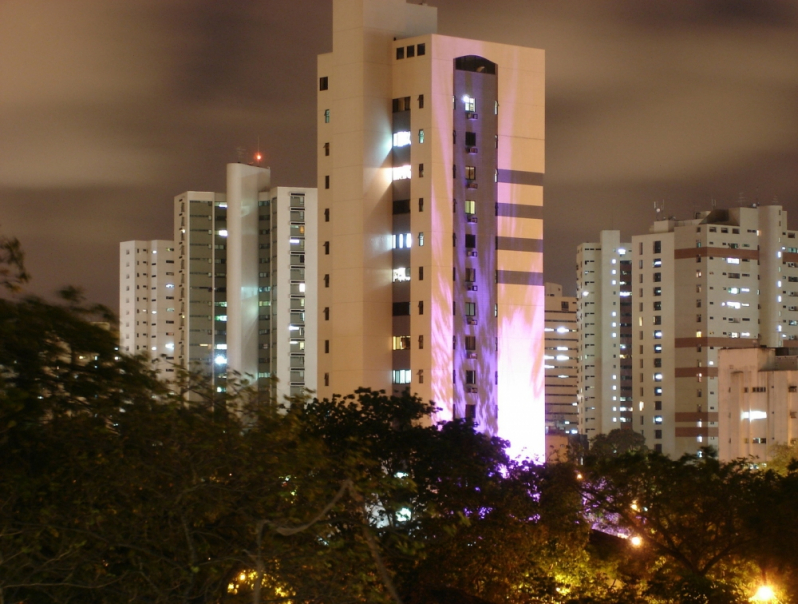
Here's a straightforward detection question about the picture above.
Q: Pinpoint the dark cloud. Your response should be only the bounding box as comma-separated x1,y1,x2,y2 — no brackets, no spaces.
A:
1,0,797,306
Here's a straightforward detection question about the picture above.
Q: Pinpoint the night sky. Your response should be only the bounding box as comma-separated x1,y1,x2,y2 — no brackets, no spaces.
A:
2,0,797,309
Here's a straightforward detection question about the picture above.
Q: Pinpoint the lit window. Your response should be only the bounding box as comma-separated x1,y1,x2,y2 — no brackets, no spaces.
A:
465,199,476,215
393,369,411,384
418,232,424,246
393,336,411,350
463,95,476,112
218,230,228,237
392,233,412,249
393,131,411,147
727,257,740,264
393,267,411,282
418,129,425,144
324,109,330,123
654,415,663,424
392,165,412,180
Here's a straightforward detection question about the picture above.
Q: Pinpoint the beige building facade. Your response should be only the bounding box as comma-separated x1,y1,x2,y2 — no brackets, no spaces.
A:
317,0,546,458
718,347,798,461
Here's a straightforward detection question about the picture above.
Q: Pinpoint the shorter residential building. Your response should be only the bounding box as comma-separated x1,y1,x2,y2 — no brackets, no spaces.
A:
119,240,178,380
718,346,798,461
544,283,578,434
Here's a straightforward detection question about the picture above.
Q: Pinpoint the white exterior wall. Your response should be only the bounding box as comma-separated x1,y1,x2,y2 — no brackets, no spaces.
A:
119,240,177,381
576,231,632,437
544,283,578,433
269,187,318,402
227,163,271,382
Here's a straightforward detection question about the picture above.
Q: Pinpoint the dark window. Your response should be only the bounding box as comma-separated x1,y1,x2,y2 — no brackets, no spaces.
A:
324,340,330,353
323,307,329,321
418,300,424,315
653,272,662,282
654,358,662,368
393,199,410,214
655,430,662,440
418,267,424,281
323,241,330,255
392,302,410,316
654,240,662,254
324,208,330,222
324,274,330,288
418,335,424,349
417,43,426,56
407,45,415,58
325,175,330,189
465,404,476,419
396,47,405,60
465,335,476,350
324,373,329,387
453,130,457,144
653,301,661,311
654,444,663,453
465,234,476,248
418,197,424,212
561,301,569,311
392,96,411,112
418,94,424,108
319,76,328,91
655,401,662,410
419,163,424,177
465,132,477,146
324,142,330,156
465,370,476,384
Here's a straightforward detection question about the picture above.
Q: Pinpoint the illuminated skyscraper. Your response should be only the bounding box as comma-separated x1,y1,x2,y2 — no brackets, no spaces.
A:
316,0,545,458
543,283,578,434
122,167,317,401
576,231,633,438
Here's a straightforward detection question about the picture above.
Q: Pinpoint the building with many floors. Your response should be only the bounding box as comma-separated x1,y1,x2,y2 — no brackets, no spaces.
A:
316,0,546,458
576,231,633,438
544,283,578,434
119,240,177,381
122,165,317,401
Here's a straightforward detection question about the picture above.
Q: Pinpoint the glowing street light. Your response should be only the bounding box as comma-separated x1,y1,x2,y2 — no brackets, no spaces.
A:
750,585,776,602
630,536,642,548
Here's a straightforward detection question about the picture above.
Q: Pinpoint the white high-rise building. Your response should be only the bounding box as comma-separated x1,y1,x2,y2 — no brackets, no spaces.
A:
543,283,578,434
123,166,317,401
119,240,178,380
631,205,798,457
576,231,633,438
317,0,546,458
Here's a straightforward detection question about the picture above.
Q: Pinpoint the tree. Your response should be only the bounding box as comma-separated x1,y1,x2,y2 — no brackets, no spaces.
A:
582,450,766,602
587,429,647,460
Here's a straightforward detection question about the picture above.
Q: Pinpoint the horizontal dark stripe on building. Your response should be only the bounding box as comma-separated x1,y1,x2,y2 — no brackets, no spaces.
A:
674,337,758,349
496,236,543,253
497,270,544,286
675,427,719,438
497,169,544,187
674,367,719,378
496,203,543,220
674,247,759,261
675,412,719,422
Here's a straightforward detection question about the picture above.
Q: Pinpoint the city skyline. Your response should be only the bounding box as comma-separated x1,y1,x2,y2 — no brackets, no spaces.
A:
2,0,798,308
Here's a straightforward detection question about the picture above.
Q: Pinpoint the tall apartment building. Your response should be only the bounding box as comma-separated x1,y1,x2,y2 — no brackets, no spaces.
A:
316,0,546,458
631,205,798,457
543,283,578,434
718,347,798,461
119,240,178,380
576,231,633,438
122,166,317,401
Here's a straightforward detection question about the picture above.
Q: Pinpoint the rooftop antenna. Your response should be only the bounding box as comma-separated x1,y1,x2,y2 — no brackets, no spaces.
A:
654,200,664,219
236,146,246,163
738,191,747,206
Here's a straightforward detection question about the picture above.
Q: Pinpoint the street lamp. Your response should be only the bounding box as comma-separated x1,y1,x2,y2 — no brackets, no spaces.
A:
750,585,776,602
